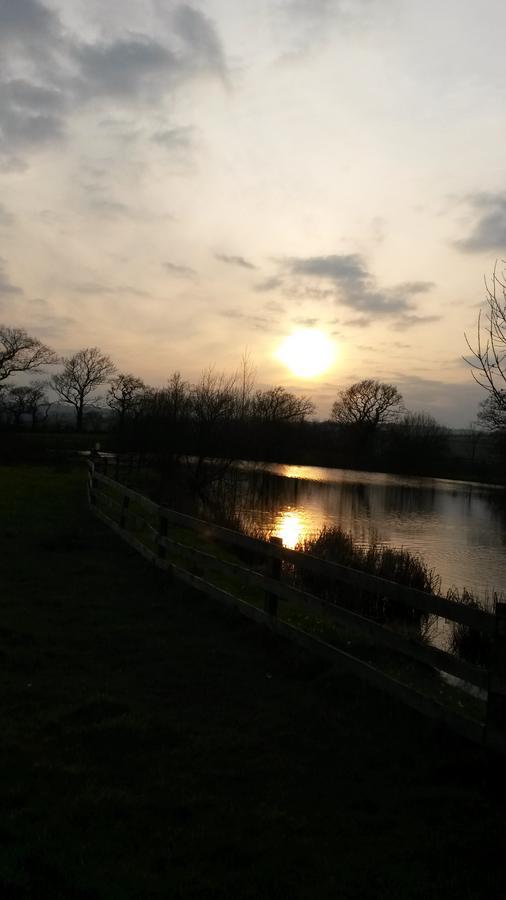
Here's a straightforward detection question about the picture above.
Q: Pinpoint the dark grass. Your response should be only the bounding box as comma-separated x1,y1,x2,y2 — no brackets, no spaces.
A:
1,465,506,899
446,588,497,667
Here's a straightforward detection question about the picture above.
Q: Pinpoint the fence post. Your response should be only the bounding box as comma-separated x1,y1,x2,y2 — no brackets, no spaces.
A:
88,461,97,506
115,454,120,482
120,493,130,530
264,536,283,616
486,601,506,750
158,511,168,564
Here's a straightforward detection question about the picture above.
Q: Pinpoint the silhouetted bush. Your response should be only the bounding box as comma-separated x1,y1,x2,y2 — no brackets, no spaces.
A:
446,588,496,667
294,525,440,633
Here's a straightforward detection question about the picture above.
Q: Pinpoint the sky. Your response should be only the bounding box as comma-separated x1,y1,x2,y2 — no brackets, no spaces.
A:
1,0,506,426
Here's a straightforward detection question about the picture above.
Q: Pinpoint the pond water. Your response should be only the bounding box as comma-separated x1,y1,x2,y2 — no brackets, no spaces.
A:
231,461,506,598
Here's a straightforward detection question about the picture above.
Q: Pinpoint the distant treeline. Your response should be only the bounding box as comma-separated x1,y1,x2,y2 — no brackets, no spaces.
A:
1,328,505,482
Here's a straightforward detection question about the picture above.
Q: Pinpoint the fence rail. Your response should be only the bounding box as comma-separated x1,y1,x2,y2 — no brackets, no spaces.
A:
87,460,506,753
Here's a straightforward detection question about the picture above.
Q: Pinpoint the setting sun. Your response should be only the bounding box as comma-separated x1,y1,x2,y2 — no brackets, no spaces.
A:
276,329,336,378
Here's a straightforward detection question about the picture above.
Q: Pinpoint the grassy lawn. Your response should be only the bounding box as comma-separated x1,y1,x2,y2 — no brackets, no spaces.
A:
1,463,505,899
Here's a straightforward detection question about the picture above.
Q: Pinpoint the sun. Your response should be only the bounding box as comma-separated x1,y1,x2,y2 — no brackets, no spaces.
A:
275,329,336,378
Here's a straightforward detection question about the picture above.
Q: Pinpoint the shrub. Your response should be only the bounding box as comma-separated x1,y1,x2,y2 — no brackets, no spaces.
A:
294,525,440,633
446,588,496,667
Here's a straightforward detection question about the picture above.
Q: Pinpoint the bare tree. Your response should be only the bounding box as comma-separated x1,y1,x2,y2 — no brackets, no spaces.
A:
465,263,506,414
52,347,116,431
191,368,238,431
189,368,239,495
4,381,51,429
107,372,146,431
252,386,315,423
0,326,57,383
390,412,449,466
331,379,404,431
236,349,256,421
476,394,506,431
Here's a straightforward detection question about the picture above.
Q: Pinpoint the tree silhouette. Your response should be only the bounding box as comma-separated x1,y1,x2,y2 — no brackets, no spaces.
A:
3,381,51,429
0,326,57,384
52,347,116,431
252,386,315,422
465,263,506,415
107,373,146,431
331,379,404,432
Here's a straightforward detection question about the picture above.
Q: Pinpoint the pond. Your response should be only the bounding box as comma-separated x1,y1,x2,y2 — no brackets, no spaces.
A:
231,461,506,598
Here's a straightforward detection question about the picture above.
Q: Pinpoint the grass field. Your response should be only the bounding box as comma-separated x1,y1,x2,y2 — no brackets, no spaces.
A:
1,462,506,899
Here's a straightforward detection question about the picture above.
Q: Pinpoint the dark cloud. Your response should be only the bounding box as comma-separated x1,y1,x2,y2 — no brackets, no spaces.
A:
280,253,436,328
0,0,68,154
216,253,257,270
0,1,228,159
0,0,60,47
173,5,228,83
455,193,506,254
74,37,179,101
73,6,227,103
163,261,198,279
0,106,64,150
2,79,65,112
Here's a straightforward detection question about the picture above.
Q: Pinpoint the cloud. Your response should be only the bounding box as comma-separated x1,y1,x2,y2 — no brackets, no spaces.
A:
73,6,228,103
0,154,28,172
152,126,194,151
163,261,198,279
29,311,76,338
0,259,23,294
393,375,483,427
0,2,68,155
455,193,506,254
72,281,149,297
0,1,229,160
220,308,274,330
343,316,371,328
275,0,377,57
293,316,319,326
280,253,436,327
0,204,15,226
74,36,179,101
0,0,60,48
215,253,257,270
254,276,283,292
390,313,441,332
172,5,228,84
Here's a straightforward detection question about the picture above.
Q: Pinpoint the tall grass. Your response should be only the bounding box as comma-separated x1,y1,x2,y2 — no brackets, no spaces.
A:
446,588,497,667
293,525,440,634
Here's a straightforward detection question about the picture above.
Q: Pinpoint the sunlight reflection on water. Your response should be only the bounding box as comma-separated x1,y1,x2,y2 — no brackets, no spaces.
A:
234,461,506,597
272,508,313,549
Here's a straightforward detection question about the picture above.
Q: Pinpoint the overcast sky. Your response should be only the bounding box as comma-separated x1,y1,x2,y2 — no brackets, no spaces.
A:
1,0,506,425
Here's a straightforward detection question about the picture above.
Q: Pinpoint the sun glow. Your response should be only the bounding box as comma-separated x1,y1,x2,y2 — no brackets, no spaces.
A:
276,329,336,378
273,509,312,549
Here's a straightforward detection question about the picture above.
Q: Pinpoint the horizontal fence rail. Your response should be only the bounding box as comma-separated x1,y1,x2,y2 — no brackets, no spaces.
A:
87,460,506,753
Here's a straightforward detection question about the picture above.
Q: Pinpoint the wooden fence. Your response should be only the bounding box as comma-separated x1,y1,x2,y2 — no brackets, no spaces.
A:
87,459,506,753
